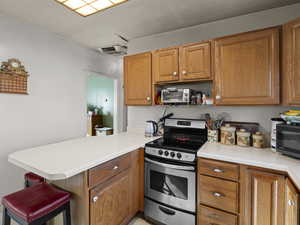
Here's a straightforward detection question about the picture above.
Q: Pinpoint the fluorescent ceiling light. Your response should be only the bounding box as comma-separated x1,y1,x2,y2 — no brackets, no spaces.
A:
55,0,128,17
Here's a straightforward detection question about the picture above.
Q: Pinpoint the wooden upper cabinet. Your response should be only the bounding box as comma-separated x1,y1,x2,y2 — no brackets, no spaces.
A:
124,52,152,105
180,42,212,81
241,168,285,225
283,17,300,106
214,28,280,105
153,48,179,83
285,179,299,225
90,170,131,225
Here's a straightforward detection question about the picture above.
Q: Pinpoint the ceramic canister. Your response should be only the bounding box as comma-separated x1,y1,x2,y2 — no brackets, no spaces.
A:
208,129,219,143
237,129,251,147
220,124,236,145
253,132,265,148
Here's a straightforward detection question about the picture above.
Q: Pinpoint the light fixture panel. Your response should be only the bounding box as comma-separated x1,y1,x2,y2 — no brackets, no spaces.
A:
55,0,129,16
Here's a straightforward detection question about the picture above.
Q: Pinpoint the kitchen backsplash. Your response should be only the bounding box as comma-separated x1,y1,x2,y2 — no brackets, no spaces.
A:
127,105,294,144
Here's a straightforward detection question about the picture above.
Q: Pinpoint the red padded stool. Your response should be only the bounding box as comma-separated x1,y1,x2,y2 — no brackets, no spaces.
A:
2,183,71,225
24,173,45,188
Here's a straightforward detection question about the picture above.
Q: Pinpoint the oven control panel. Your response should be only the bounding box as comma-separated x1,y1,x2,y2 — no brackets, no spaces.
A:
145,147,195,162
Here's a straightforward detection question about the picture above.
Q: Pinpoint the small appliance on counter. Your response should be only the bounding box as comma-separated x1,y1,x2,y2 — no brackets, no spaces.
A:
276,123,300,159
271,118,284,151
144,118,207,225
145,120,158,137
161,88,193,104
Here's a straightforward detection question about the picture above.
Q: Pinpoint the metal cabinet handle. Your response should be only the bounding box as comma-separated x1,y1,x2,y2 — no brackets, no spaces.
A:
93,196,98,203
113,165,119,170
172,72,177,76
213,192,224,197
158,206,176,215
207,213,219,219
288,200,295,206
182,70,187,75
146,97,151,101
213,168,224,173
216,95,221,100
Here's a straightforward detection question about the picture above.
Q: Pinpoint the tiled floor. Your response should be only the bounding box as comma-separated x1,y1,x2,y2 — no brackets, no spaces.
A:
129,217,153,225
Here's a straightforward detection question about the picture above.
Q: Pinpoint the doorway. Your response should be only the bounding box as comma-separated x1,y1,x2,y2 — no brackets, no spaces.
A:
86,74,118,136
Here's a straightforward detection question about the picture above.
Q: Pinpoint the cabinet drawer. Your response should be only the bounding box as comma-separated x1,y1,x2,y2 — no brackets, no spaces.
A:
88,153,131,188
198,205,238,225
198,158,239,181
199,175,238,213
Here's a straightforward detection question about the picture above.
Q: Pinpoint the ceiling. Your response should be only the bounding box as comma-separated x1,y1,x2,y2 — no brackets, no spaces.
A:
0,0,299,49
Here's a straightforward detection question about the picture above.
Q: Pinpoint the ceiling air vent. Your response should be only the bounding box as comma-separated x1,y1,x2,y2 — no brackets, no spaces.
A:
98,45,127,56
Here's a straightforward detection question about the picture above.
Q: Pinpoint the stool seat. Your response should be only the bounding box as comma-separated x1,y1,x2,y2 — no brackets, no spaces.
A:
24,173,45,185
2,183,70,223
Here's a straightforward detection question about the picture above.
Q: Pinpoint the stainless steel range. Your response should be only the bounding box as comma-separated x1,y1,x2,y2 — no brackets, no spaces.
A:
144,118,207,225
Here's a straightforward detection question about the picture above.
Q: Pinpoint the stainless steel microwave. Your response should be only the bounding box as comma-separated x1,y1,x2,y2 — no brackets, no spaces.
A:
161,88,191,104
276,124,300,159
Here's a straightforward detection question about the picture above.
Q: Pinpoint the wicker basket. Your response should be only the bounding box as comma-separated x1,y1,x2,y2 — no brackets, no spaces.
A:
0,72,28,94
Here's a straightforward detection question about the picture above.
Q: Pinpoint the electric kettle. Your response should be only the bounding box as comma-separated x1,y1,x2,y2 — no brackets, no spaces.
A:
145,120,158,137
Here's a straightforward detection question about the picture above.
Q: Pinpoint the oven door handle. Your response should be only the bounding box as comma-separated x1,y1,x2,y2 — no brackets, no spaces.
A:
145,158,194,171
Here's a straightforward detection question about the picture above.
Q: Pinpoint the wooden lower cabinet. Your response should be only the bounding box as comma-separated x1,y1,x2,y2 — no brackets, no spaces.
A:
285,179,299,225
50,149,144,225
90,170,131,225
198,158,300,225
240,167,285,225
198,205,238,225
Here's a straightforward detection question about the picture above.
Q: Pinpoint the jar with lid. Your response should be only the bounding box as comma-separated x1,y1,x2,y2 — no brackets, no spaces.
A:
237,129,251,147
220,124,236,145
253,132,264,148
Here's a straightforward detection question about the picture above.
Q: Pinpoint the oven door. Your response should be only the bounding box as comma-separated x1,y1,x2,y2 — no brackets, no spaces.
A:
145,156,196,212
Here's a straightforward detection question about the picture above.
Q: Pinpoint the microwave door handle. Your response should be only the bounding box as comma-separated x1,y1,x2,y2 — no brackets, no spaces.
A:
145,158,194,171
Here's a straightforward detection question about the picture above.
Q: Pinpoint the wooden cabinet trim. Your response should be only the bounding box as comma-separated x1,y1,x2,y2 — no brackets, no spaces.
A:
124,52,152,106
214,27,280,105
153,48,179,83
179,41,212,81
282,17,300,106
285,178,299,225
198,174,239,214
198,205,238,225
198,158,240,181
88,153,131,188
240,166,285,225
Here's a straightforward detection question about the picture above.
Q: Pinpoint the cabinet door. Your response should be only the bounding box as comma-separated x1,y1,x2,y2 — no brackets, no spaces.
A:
214,28,280,105
153,48,179,83
241,168,285,225
124,52,152,105
90,171,131,225
129,149,144,216
283,17,300,106
285,179,299,225
180,42,212,81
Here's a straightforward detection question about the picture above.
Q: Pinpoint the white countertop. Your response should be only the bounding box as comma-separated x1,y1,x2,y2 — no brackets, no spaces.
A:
198,142,300,189
9,132,156,180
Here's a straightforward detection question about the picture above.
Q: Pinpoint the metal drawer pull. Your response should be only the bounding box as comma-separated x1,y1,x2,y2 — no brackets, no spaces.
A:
93,196,98,203
158,206,176,216
213,192,224,197
213,168,224,173
172,72,177,76
288,200,295,206
113,165,119,170
207,213,219,219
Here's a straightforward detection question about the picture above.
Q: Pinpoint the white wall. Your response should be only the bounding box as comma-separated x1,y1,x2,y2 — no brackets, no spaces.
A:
0,13,122,198
128,3,300,54
127,4,300,137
